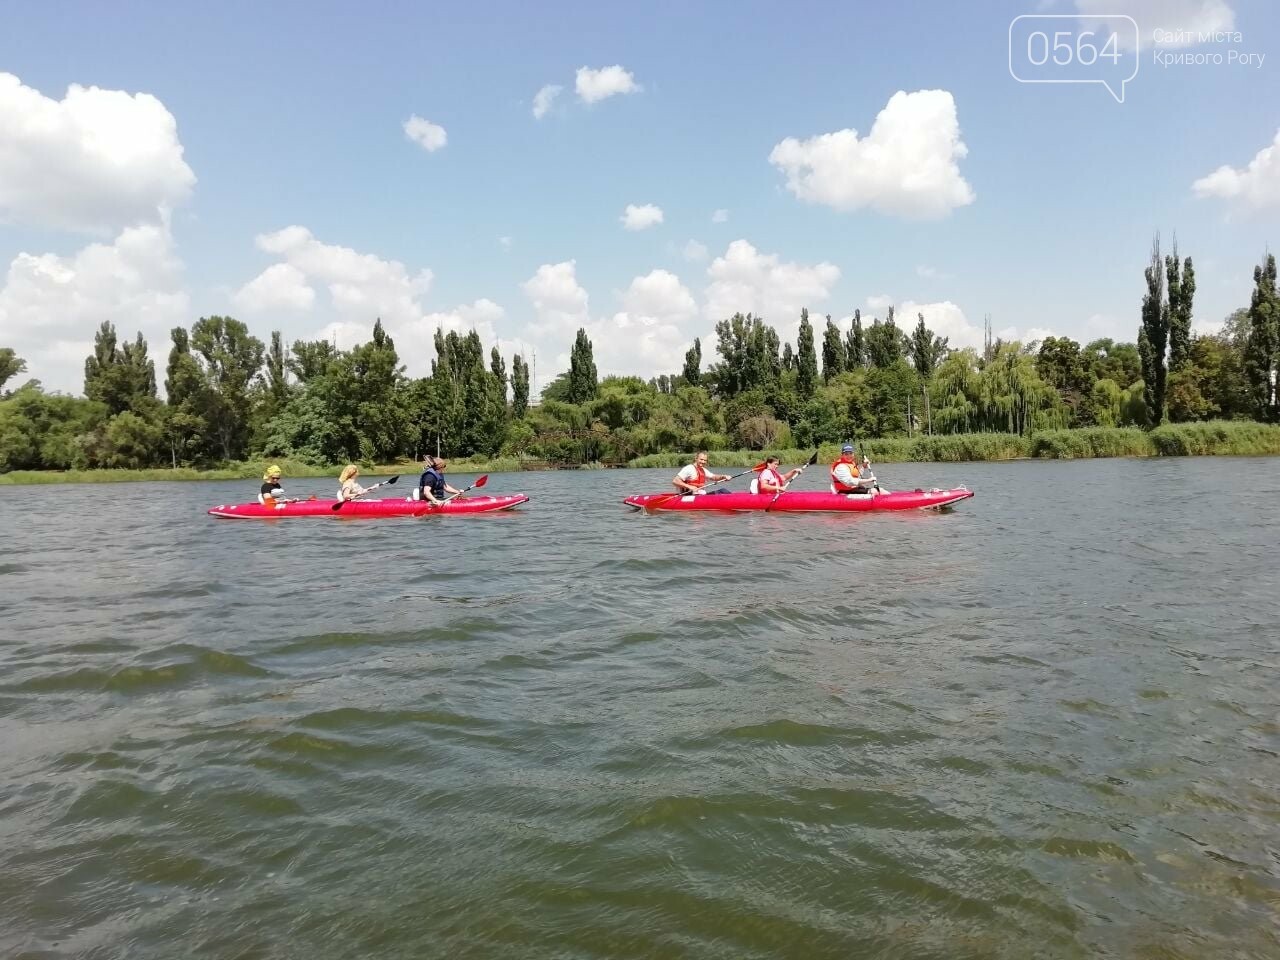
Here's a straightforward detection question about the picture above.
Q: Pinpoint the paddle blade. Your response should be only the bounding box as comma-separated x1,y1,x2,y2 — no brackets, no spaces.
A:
330,500,345,511
806,450,819,466
474,474,489,488
386,475,399,484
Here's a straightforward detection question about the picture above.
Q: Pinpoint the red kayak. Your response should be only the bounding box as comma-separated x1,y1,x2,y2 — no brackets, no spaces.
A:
624,488,973,513
208,494,530,519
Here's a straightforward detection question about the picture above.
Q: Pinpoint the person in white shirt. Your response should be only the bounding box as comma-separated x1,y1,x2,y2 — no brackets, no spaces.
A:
672,451,732,494
830,444,876,494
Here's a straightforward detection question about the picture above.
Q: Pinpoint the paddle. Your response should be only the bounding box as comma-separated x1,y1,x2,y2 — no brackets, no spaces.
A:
331,475,398,511
439,474,488,504
765,450,819,510
646,462,766,510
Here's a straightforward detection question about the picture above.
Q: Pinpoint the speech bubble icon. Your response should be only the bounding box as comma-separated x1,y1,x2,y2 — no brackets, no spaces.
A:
1009,15,1139,103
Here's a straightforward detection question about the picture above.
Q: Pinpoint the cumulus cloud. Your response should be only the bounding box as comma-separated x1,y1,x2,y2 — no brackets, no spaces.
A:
1192,128,1280,211
233,263,315,314
521,260,590,336
621,203,664,231
532,84,563,120
0,71,195,234
250,226,433,328
866,294,894,312
711,209,729,223
768,89,974,220
498,236,513,249
591,270,699,377
1075,0,1234,49
575,65,641,104
0,222,189,393
703,240,840,339
403,115,447,152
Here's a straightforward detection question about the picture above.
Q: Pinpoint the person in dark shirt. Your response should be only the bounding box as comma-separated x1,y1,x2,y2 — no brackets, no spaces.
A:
417,456,463,505
259,465,286,506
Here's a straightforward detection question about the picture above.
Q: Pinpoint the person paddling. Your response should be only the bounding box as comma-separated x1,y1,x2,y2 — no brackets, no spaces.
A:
417,456,463,505
830,444,875,495
672,451,732,495
337,464,367,501
752,455,801,495
259,464,286,507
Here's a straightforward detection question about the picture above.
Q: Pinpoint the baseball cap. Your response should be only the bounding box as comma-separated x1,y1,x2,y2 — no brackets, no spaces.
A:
841,444,854,453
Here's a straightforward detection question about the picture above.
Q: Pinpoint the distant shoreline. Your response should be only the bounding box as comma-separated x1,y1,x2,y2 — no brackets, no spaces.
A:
3,422,1277,485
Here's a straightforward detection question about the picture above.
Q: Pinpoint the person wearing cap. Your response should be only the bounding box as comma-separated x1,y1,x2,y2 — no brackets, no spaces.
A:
337,464,367,501
417,456,463,505
830,444,875,494
672,451,732,495
752,455,802,495
259,464,286,507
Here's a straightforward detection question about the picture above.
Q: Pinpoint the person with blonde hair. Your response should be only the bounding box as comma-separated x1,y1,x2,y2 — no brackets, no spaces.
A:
257,464,290,508
337,464,367,502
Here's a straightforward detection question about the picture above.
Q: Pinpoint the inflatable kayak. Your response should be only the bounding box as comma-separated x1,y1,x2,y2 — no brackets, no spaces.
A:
208,494,530,519
624,488,973,513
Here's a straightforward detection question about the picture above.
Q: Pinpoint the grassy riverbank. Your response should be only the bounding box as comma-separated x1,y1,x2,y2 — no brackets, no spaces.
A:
629,421,1280,468
3,422,1278,484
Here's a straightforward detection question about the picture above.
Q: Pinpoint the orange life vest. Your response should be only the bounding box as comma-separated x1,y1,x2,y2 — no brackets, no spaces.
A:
830,458,861,493
686,463,707,488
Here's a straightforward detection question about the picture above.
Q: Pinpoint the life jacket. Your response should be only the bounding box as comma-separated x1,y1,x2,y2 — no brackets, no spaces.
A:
419,468,445,499
756,467,784,494
259,482,284,507
830,458,862,493
686,463,707,488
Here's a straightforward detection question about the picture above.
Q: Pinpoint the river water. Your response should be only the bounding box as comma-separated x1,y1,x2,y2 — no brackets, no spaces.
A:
1,458,1277,959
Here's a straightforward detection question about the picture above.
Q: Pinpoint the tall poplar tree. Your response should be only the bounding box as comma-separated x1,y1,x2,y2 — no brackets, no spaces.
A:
1138,235,1169,424
822,315,847,382
796,308,818,398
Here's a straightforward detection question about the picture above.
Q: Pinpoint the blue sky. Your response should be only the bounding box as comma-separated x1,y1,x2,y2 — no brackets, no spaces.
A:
1,0,1277,394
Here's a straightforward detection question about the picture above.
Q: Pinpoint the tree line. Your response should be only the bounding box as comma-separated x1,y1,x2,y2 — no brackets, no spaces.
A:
2,242,1278,472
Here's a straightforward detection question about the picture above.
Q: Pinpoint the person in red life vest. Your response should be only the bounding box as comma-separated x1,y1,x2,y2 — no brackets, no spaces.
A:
752,455,801,495
830,444,875,494
672,451,732,495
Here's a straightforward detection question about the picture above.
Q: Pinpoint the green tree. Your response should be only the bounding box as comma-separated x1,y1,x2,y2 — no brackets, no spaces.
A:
682,338,702,386
795,308,818,399
1138,235,1169,425
511,353,530,417
1244,253,1279,421
568,328,598,403
84,323,157,415
0,348,26,394
190,316,265,461
908,314,948,434
865,308,905,368
1168,247,1195,372
289,339,338,383
846,309,865,369
821,315,846,382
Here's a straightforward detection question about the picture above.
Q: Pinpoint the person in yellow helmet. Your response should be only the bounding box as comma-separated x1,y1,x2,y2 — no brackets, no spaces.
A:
259,464,286,507
337,464,367,502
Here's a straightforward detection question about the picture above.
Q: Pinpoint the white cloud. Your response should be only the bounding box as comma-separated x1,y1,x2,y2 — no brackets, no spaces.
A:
575,65,641,104
521,260,590,336
916,264,944,280
403,115,447,152
0,222,189,393
0,71,195,234
768,89,974,220
498,236,512,249
621,203,664,231
233,263,315,314
711,209,729,223
1192,128,1280,211
532,84,563,120
863,298,1055,351
704,240,840,339
1075,0,1234,49
683,240,709,262
251,226,433,328
592,270,699,378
